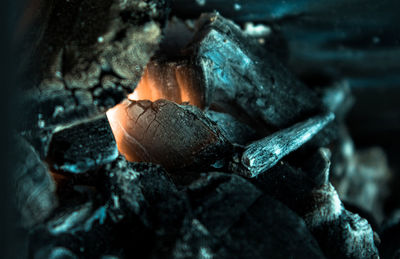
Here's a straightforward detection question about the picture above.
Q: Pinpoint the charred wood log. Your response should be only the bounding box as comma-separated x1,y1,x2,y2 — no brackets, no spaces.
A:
230,113,334,178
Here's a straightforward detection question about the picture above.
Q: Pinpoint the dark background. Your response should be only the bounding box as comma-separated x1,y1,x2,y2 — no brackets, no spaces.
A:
0,0,25,258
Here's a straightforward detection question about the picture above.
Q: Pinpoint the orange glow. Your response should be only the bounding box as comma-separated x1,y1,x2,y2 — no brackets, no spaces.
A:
108,62,204,161
128,69,164,101
127,63,203,107
106,100,141,162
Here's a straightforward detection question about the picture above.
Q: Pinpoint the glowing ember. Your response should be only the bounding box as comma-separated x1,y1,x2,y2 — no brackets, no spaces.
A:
127,62,203,107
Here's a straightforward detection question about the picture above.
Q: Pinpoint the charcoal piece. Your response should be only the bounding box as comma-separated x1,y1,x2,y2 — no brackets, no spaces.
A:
252,161,379,258
171,217,219,259
187,172,262,236
47,115,118,173
303,184,379,259
300,148,331,188
33,246,78,259
18,0,170,149
311,209,380,259
331,143,392,223
232,113,334,178
30,199,152,258
204,110,257,145
379,210,400,259
46,202,107,235
105,157,188,236
107,99,231,171
184,13,322,129
216,195,326,258
251,161,317,214
14,136,58,228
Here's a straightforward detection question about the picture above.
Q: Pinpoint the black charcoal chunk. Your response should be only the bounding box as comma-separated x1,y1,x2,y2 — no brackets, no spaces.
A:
331,140,392,223
251,161,317,214
185,13,322,129
301,148,331,188
187,172,262,237
33,246,78,259
105,157,188,236
14,136,58,228
30,200,144,258
216,195,326,258
253,161,379,258
171,217,219,259
232,113,334,178
304,184,379,259
47,116,118,173
204,110,257,145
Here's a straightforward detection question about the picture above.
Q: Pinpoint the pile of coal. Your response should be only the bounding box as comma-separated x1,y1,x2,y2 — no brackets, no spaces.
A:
14,1,400,258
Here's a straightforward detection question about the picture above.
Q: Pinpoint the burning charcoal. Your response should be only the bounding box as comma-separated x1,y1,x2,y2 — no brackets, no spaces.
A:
379,210,400,259
183,13,322,129
231,113,334,178
187,172,262,237
19,0,170,156
128,59,204,108
14,136,58,228
47,115,118,174
107,99,231,171
204,110,257,146
216,195,326,258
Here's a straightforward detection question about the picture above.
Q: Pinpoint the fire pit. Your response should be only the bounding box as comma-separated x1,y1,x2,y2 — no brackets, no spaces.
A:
13,0,400,258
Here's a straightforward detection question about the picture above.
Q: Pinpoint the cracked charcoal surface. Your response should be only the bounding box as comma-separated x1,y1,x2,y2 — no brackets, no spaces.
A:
14,136,58,228
19,0,169,157
47,115,118,173
232,112,334,178
109,99,231,171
